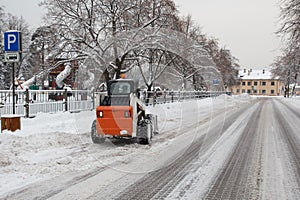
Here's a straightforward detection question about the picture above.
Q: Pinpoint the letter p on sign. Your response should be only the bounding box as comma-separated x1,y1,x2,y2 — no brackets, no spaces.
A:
8,35,16,49
4,31,22,52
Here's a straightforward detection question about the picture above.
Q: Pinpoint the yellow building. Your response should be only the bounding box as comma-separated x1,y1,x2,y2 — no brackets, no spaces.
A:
231,69,285,96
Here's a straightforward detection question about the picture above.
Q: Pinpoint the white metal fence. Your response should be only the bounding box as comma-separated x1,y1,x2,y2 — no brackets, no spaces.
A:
0,89,226,116
0,89,93,116
143,90,226,106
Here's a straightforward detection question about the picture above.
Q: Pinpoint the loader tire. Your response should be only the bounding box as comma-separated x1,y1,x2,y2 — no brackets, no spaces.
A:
137,117,152,145
91,120,105,144
146,114,158,134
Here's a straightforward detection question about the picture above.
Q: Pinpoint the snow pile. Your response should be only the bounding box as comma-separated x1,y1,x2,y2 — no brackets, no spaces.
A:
0,111,95,195
1,111,94,136
286,96,300,108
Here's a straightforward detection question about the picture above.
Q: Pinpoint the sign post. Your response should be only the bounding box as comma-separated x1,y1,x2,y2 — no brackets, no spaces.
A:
4,30,22,114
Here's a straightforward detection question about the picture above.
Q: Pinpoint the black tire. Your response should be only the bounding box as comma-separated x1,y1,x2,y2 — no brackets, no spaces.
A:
146,114,158,134
91,120,105,144
137,117,152,145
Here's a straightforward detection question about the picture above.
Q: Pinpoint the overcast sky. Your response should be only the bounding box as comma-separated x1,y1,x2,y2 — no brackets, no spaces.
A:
173,0,282,69
1,0,282,69
1,0,44,28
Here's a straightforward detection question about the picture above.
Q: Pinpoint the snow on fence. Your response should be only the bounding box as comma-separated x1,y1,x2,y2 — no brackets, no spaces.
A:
0,89,93,116
143,90,225,105
0,89,225,116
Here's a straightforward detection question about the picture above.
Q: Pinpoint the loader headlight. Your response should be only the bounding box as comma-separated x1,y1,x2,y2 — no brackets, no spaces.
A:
124,111,131,118
97,111,103,118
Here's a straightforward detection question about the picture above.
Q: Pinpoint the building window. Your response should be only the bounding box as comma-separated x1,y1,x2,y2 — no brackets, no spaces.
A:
248,81,251,86
262,90,266,94
271,81,275,86
271,90,275,94
247,89,251,94
253,90,257,94
262,82,266,86
242,89,245,93
237,89,240,93
242,82,245,86
254,81,258,86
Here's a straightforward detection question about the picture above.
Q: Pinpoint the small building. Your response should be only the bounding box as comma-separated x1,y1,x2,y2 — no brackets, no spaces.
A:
231,69,285,96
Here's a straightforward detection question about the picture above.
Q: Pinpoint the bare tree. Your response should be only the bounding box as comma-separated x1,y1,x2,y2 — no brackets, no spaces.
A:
278,0,300,43
40,0,229,94
0,6,6,89
40,0,182,86
23,26,64,87
274,0,300,96
272,45,300,96
176,15,239,90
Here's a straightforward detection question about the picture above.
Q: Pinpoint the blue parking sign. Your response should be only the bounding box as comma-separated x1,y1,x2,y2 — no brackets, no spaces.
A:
4,31,22,52
213,79,219,85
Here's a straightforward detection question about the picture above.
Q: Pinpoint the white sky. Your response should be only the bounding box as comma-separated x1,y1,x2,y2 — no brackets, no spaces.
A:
1,0,282,69
173,0,282,69
1,0,45,29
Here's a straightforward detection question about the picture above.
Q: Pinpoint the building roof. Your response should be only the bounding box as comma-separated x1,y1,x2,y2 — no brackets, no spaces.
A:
238,69,276,80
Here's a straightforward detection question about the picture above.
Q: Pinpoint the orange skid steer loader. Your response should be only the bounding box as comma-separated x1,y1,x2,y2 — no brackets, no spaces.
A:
91,79,158,144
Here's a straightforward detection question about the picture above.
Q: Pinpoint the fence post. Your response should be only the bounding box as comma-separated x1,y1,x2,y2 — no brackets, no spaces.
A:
63,89,68,111
153,91,156,106
24,88,29,118
92,88,95,110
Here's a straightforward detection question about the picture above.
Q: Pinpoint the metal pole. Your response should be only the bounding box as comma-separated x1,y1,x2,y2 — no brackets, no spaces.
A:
25,88,29,118
92,89,95,110
12,62,15,114
63,89,68,111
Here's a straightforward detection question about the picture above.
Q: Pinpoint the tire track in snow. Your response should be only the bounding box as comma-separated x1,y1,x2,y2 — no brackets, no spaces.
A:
204,99,266,200
2,166,107,200
112,99,258,200
272,99,300,189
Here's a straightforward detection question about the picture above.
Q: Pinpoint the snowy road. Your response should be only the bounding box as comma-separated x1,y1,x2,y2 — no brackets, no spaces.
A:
1,96,300,199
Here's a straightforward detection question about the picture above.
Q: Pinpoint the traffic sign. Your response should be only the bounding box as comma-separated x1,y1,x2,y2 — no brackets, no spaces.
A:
213,79,219,85
4,31,22,52
4,52,20,62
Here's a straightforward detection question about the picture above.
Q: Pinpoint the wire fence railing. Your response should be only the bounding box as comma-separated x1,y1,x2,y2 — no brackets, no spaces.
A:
0,89,225,116
142,90,225,106
0,89,93,116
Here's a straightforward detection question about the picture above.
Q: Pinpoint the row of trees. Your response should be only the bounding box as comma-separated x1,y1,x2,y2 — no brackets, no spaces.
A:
272,0,300,94
0,0,239,91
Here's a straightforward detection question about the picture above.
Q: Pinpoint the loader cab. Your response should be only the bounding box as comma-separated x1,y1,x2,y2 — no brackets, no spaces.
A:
109,80,134,95
102,79,134,106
